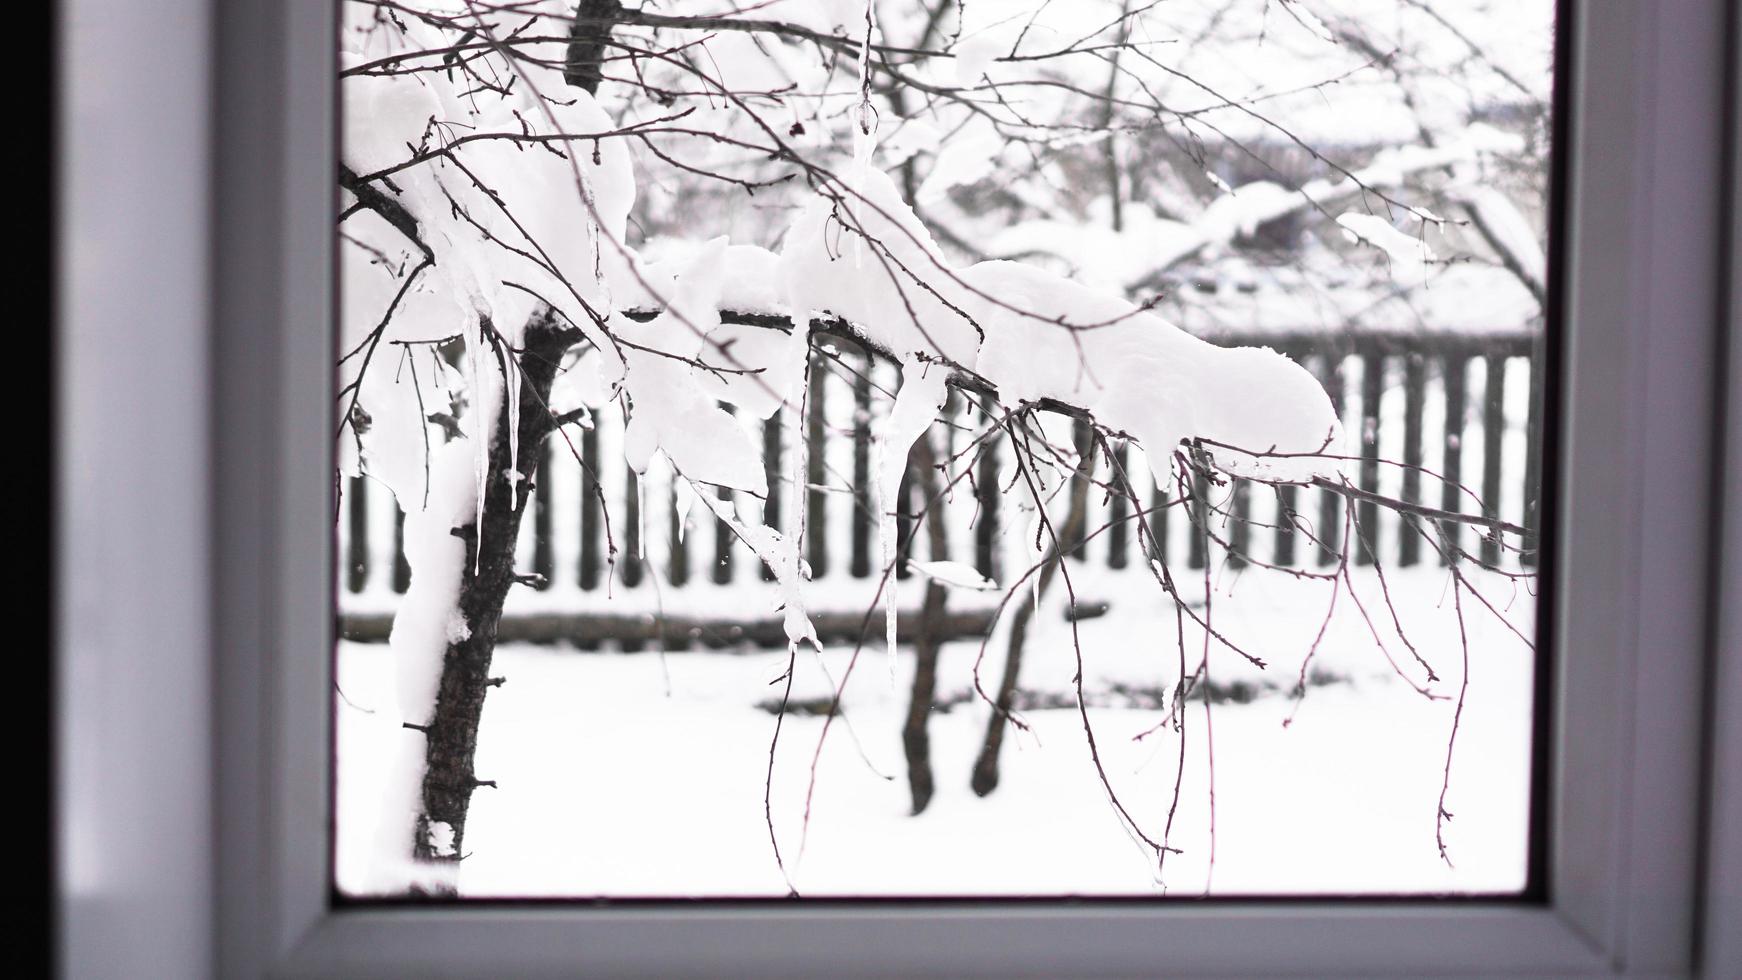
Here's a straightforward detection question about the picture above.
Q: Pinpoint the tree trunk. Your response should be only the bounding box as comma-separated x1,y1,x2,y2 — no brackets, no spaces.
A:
565,0,624,94
901,434,950,814
970,439,1097,797
401,4,622,886
410,310,575,876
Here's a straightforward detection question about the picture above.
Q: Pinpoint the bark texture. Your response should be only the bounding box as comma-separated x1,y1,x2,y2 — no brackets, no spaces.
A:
565,0,624,94
412,310,575,871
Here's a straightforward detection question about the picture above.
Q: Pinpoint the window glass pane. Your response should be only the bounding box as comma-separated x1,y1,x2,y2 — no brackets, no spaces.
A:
334,0,1557,899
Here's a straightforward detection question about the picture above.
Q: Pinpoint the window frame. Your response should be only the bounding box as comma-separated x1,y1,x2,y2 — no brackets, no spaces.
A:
220,1,1739,974
55,0,1742,976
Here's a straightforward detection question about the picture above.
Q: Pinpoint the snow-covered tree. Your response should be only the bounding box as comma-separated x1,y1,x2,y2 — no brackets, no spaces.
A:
339,0,1546,895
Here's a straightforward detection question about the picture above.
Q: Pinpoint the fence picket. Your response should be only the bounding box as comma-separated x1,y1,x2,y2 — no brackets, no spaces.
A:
1317,352,1346,567
1480,354,1508,566
762,416,781,582
1187,465,1210,570
1107,443,1130,570
1149,463,1171,571
1228,478,1250,569
668,480,689,586
579,423,601,590
1400,354,1425,567
346,475,368,594
806,357,829,578
1439,353,1468,566
392,507,410,592
1522,339,1544,568
1273,484,1298,567
851,352,874,578
1070,420,1094,562
975,422,1000,580
1356,350,1384,566
622,467,643,588
1271,342,1302,567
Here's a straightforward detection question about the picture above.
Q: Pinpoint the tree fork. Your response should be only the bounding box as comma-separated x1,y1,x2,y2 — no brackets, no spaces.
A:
412,308,575,873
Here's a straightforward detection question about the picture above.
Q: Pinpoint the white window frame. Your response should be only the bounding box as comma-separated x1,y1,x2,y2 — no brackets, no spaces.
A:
54,0,1742,976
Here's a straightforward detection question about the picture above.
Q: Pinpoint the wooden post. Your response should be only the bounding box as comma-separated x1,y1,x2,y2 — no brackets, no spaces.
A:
974,426,999,580
1150,454,1171,569
664,481,691,652
1107,442,1130,569
346,475,369,594
1480,354,1507,566
1440,353,1468,566
1271,343,1300,567
1273,484,1298,567
620,465,646,652
1069,420,1093,562
667,481,688,587
762,416,781,582
1521,339,1544,568
1399,353,1425,566
805,353,829,578
1187,464,1210,571
1227,478,1249,569
393,507,411,592
1356,349,1384,566
1317,352,1346,566
851,352,873,578
621,466,642,588
712,481,736,585
578,423,601,590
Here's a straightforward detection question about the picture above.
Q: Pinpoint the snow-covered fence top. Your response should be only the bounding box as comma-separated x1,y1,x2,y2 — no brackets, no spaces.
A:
338,327,1543,649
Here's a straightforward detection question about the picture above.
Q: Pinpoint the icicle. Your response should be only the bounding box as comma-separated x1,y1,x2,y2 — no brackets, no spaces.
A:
503,337,520,500
876,362,950,682
1029,499,1040,610
698,479,817,652
637,473,648,561
466,313,488,573
1018,497,1042,612
674,474,698,543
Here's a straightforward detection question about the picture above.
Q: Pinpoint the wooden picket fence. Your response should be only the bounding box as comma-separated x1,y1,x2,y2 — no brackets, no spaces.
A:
337,330,1544,646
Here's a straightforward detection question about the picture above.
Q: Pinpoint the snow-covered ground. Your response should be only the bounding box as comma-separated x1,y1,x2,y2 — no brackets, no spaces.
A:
335,562,1536,898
